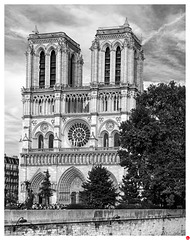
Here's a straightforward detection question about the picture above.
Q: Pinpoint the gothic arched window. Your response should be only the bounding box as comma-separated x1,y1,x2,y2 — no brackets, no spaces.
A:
38,134,44,149
134,50,137,85
115,46,121,85
50,50,56,87
114,132,120,147
39,51,45,88
49,134,54,149
103,132,109,148
105,47,110,85
69,54,74,87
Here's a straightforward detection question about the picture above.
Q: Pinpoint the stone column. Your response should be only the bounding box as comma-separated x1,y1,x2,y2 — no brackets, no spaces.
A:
25,51,33,88
90,47,95,83
62,49,69,86
45,53,50,87
56,47,62,85
78,56,83,87
90,90,98,113
128,46,135,85
94,47,99,83
101,50,105,84
33,54,39,87
74,57,78,87
123,41,128,84
61,49,66,85
120,47,124,84
62,94,66,113
25,52,29,88
98,50,102,84
110,49,115,84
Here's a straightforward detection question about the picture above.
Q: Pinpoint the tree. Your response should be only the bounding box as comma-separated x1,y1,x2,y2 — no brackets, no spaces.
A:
38,170,55,206
118,81,185,208
24,180,34,209
80,165,119,208
119,164,141,206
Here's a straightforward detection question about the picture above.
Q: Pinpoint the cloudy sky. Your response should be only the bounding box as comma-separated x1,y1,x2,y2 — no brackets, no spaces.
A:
4,4,185,156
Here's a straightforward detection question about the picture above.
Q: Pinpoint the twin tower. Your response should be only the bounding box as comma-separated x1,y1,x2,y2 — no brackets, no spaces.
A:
19,19,144,204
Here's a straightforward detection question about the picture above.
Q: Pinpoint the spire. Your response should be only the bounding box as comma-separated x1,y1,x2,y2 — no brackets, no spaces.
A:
123,17,130,27
32,25,39,34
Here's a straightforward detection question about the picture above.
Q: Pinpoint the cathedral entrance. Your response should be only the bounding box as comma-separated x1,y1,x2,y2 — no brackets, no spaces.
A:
57,167,85,204
71,192,77,204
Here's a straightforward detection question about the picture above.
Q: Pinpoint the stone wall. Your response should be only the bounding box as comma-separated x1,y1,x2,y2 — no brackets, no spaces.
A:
4,209,185,236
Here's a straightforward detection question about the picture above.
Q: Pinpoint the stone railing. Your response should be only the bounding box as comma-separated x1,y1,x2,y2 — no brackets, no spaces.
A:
4,209,186,236
21,147,120,166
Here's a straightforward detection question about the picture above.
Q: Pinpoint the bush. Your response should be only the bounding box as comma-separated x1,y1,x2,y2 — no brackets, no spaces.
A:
66,203,86,209
115,202,161,209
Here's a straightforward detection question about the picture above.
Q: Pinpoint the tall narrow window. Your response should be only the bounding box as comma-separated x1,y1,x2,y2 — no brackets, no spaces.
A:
49,134,54,149
69,54,74,87
134,50,137,85
115,46,121,85
39,51,45,88
114,96,117,111
105,47,110,85
114,132,120,147
105,96,108,112
103,132,109,148
50,50,56,87
38,135,44,149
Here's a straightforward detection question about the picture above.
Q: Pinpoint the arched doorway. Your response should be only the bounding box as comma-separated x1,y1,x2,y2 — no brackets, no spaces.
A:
57,167,85,204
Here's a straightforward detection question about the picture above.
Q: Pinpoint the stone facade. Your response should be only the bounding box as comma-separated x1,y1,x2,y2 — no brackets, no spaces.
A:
19,19,144,204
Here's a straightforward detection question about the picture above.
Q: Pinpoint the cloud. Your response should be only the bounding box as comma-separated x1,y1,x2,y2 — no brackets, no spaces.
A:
143,12,185,85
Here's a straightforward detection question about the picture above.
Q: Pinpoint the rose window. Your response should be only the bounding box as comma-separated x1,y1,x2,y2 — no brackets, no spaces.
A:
68,122,90,147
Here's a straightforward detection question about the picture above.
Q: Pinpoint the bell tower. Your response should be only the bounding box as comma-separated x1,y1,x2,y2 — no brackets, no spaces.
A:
19,19,144,205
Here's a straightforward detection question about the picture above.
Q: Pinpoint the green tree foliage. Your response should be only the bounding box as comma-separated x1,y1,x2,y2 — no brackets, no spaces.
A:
80,165,119,208
118,81,185,208
22,180,34,209
119,164,140,206
38,170,55,206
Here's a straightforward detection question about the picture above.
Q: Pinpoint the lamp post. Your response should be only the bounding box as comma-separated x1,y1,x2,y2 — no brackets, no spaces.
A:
13,217,27,233
109,214,121,235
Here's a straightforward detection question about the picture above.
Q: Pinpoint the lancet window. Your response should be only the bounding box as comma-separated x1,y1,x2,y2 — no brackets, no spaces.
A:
39,51,45,88
115,46,121,85
105,47,110,85
38,134,44,149
48,134,54,149
50,50,56,87
134,50,137,85
113,95,120,111
69,54,75,87
103,132,109,148
114,132,120,147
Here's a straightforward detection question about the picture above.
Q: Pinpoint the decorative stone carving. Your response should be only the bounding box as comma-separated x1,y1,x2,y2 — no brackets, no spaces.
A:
62,117,67,123
106,121,115,131
90,37,100,50
68,122,90,147
99,117,104,123
87,116,91,123
40,123,49,133
116,117,121,123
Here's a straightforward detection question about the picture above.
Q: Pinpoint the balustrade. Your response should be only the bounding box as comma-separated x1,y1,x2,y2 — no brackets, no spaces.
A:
22,147,119,166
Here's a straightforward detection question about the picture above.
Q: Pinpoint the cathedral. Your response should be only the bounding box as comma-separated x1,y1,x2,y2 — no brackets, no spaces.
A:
19,18,144,204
